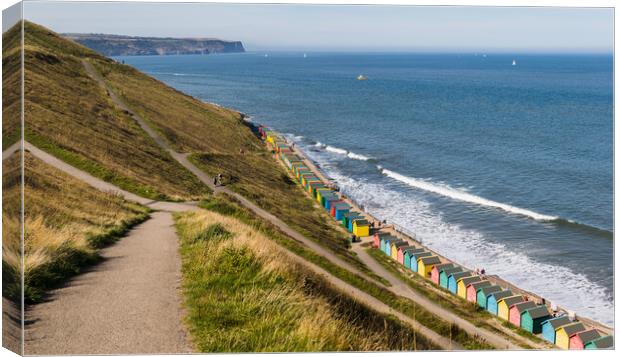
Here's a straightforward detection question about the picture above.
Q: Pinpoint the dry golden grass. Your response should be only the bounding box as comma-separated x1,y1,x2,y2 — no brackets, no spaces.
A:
2,152,150,302
175,209,435,352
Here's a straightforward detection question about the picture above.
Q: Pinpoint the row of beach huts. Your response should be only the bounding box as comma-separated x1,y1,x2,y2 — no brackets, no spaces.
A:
258,127,613,350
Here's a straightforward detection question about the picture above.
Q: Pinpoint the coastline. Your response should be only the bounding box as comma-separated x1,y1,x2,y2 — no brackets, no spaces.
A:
252,122,613,336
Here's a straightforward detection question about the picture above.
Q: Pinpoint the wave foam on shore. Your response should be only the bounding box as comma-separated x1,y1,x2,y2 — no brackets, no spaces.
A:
380,168,559,222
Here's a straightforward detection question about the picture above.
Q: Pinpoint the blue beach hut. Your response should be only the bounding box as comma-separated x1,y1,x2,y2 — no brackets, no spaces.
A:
447,271,472,294
409,251,433,272
541,315,572,344
333,203,351,220
402,247,422,269
486,290,514,315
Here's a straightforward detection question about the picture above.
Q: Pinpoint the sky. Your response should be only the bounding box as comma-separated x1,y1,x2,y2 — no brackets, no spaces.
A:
12,1,615,53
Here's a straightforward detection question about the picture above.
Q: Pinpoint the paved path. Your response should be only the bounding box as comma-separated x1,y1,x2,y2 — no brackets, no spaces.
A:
24,211,192,355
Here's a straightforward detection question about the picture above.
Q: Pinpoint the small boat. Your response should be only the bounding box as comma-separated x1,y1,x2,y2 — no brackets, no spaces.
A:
357,74,368,81
512,59,517,66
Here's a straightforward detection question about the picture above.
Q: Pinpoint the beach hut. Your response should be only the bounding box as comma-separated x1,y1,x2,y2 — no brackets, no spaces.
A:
476,285,502,309
352,219,370,237
332,203,351,220
447,271,472,294
456,276,482,299
403,248,426,270
410,251,433,272
417,256,442,278
439,266,463,289
316,188,332,203
381,236,399,255
373,232,390,248
430,263,454,285
569,329,602,350
323,195,340,210
555,322,586,349
486,290,514,315
391,241,409,260
520,305,551,334
397,244,414,264
344,212,363,232
329,201,344,217
466,280,492,302
308,182,326,196
585,335,613,350
304,178,321,190
508,301,536,327
541,316,572,344
497,295,525,320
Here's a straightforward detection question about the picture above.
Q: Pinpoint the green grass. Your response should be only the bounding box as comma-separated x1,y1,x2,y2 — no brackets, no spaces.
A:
175,209,436,351
365,247,547,349
199,194,494,350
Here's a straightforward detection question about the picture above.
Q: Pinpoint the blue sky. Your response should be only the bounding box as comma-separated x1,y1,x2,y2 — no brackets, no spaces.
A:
19,1,614,53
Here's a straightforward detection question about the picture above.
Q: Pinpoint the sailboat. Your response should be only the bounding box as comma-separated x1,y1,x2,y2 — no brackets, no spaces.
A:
512,59,517,66
357,74,368,81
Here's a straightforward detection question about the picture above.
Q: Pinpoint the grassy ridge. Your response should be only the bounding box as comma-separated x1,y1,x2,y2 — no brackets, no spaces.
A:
2,22,22,149
198,194,494,350
175,209,436,351
18,21,210,200
2,153,150,303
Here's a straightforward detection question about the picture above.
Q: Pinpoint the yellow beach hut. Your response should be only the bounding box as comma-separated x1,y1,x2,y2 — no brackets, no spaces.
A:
555,322,586,349
497,295,525,320
352,219,370,237
391,241,408,260
456,276,482,299
417,256,442,278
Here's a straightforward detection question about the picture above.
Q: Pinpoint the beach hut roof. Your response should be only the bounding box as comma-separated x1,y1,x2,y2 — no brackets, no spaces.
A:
489,290,513,300
419,256,441,265
333,203,351,209
442,266,463,275
559,322,585,335
587,335,613,348
433,263,454,271
498,295,524,306
458,276,482,285
411,251,432,259
511,301,537,313
522,305,550,319
354,219,369,226
382,236,400,243
344,211,362,218
542,315,571,329
401,246,419,253
478,285,502,296
572,329,601,343
393,241,408,249
450,271,472,280
468,280,492,290
404,247,426,255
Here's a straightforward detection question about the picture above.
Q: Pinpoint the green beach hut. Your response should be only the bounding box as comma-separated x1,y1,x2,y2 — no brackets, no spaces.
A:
585,335,613,350
520,305,551,334
476,285,502,309
439,266,463,289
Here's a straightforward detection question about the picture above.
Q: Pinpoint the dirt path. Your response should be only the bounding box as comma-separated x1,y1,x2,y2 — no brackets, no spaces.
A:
80,59,528,350
24,211,192,355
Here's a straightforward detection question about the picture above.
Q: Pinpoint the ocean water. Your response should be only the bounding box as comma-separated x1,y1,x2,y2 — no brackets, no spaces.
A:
117,52,614,325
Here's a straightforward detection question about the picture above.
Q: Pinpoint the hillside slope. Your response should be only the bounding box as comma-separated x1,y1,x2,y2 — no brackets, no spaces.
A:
17,21,210,200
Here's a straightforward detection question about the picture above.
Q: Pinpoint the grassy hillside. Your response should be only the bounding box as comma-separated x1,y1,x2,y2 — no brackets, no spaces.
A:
175,209,436,351
2,152,149,303
16,21,210,200
2,22,22,149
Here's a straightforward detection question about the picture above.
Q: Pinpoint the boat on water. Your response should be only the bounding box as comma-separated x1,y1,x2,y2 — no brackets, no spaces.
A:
357,74,368,80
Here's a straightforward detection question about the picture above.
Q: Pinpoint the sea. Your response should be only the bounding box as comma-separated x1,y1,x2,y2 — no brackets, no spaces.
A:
116,52,614,325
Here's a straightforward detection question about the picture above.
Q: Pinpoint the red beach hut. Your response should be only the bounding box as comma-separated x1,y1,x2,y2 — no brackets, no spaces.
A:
509,301,537,327
466,280,492,302
569,329,602,350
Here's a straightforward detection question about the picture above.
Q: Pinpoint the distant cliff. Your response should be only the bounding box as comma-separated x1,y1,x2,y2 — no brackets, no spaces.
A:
62,33,245,56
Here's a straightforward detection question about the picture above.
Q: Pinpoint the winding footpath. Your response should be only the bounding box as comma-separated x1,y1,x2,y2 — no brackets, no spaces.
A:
0,59,525,353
